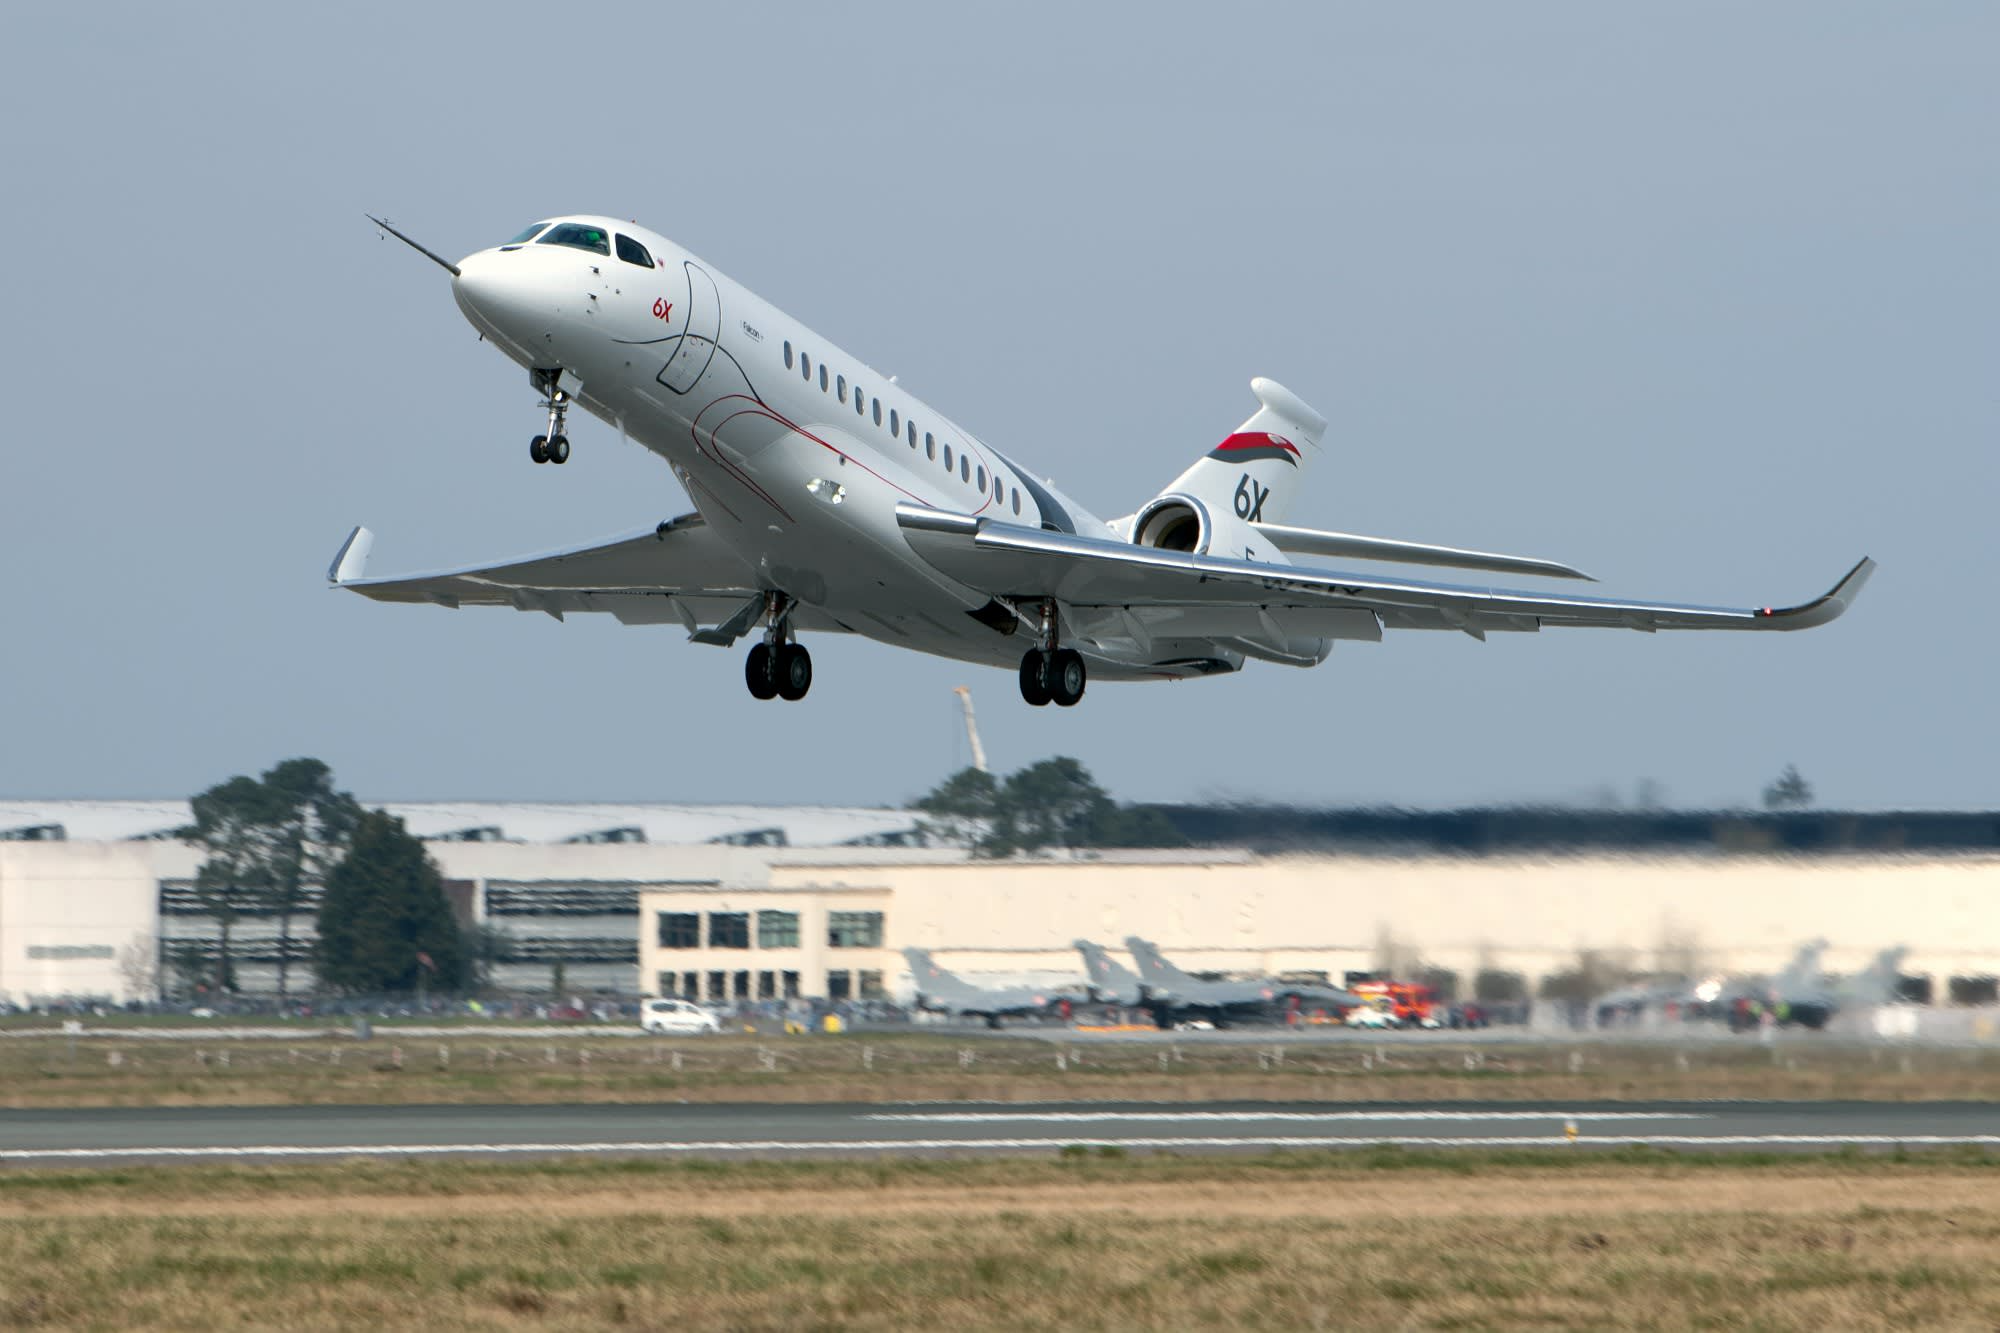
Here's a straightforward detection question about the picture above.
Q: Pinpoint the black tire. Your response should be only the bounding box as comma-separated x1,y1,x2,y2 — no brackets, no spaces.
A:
745,643,778,700
1018,650,1052,706
530,435,549,464
1050,648,1086,707
548,435,570,465
775,642,812,701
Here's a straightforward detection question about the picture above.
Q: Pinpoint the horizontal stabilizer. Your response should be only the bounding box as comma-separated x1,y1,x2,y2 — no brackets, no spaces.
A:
1255,522,1593,581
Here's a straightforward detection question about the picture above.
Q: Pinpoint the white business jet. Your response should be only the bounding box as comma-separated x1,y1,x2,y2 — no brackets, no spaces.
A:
333,214,1872,707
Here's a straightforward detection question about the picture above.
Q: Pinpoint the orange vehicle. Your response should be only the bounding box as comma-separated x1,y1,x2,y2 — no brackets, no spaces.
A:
1346,979,1439,1026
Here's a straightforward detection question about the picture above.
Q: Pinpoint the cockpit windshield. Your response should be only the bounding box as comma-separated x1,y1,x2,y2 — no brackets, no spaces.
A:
507,222,553,244
536,223,611,256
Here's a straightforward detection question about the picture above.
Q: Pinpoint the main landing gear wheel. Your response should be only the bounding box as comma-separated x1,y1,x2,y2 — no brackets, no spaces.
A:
775,643,812,701
745,643,778,700
1019,649,1053,707
1049,648,1086,706
547,435,569,465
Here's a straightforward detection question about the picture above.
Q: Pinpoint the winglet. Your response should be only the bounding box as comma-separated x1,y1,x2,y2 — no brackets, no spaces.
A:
328,527,374,585
1756,556,1876,630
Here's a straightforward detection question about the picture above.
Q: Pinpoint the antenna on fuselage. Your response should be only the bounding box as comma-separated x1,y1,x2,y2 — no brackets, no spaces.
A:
365,213,461,277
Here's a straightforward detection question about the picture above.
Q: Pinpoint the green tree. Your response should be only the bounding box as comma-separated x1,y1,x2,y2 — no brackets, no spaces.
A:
1762,764,1814,810
259,758,361,1002
185,774,276,994
913,766,1000,848
315,810,467,994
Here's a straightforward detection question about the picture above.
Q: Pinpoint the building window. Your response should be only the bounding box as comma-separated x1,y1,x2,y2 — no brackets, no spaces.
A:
656,971,677,996
682,971,699,999
733,970,751,1000
783,341,793,370
782,970,801,999
828,910,884,948
889,408,900,436
708,911,750,949
837,373,847,404
858,970,885,1001
706,970,726,1000
827,970,852,1001
757,910,800,949
658,912,700,949
925,432,936,460
757,970,776,999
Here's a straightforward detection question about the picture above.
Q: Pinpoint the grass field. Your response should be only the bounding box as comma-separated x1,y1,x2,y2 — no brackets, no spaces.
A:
1,1150,1998,1328
2,1030,1998,1109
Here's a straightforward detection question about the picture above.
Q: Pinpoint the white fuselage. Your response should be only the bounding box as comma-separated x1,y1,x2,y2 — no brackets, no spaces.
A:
450,216,1206,679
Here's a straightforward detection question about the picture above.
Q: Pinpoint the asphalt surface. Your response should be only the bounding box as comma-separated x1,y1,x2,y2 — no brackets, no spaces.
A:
3,1101,1998,1163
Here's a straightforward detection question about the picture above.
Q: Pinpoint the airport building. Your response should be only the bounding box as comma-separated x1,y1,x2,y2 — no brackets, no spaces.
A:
5,799,2000,1008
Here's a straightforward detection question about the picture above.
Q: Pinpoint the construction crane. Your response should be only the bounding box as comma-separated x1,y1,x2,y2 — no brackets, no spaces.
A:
952,686,989,774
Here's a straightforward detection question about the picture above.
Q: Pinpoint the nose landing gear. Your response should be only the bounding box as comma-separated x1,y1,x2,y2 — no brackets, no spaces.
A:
529,370,573,465
744,592,812,702
1018,599,1085,707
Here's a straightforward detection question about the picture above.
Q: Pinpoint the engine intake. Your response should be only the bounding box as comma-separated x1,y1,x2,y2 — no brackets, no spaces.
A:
1130,494,1210,554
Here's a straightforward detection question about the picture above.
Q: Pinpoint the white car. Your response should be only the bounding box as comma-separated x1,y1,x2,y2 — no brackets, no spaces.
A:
640,998,721,1035
1344,1007,1399,1030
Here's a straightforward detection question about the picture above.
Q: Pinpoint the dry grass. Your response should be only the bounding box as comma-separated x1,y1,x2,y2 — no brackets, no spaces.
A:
3,1031,1998,1110
2,1152,1998,1328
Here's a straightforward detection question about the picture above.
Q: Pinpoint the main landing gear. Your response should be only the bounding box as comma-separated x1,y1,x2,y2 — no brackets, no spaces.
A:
1018,599,1085,707
530,372,571,465
744,592,812,702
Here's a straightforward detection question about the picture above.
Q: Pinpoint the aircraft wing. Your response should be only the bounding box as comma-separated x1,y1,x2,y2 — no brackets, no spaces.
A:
897,505,1873,642
327,514,850,637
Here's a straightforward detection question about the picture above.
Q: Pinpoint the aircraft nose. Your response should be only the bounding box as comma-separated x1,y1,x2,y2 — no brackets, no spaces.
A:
451,249,525,328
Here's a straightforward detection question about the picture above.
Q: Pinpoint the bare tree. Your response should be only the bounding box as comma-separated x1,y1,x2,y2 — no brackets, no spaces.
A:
1762,764,1814,810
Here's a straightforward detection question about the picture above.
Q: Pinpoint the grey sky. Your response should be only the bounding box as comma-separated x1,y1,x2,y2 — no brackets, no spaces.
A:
3,5,1992,810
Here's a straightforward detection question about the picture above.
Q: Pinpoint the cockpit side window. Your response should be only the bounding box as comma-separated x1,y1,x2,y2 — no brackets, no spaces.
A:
536,223,611,256
615,234,655,269
507,222,553,244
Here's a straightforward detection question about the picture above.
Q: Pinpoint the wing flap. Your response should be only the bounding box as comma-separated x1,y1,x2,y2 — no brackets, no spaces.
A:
1253,521,1593,581
896,503,1872,635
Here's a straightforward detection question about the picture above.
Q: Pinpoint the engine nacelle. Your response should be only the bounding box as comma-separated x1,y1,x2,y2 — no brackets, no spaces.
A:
1129,494,1211,553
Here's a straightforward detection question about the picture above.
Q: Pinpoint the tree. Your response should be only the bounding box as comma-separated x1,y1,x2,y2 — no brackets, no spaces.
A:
913,766,1000,849
1762,764,1815,811
314,810,467,994
258,759,361,1002
184,774,275,994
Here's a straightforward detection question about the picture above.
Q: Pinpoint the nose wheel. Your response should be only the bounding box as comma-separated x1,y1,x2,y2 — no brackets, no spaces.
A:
530,374,573,465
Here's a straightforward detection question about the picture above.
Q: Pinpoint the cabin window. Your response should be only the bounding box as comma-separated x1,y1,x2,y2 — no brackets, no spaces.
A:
960,455,971,482
924,432,935,460
783,341,793,370
1011,488,1021,515
872,398,882,426
855,390,866,416
837,374,847,404
536,222,610,256
943,444,953,472
888,408,900,436
614,234,654,269
976,465,987,492
907,421,917,448
819,364,829,392
994,473,1005,501
801,352,812,381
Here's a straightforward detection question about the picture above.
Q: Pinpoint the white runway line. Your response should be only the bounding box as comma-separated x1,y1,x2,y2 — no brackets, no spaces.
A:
863,1110,1711,1124
8,1133,2000,1162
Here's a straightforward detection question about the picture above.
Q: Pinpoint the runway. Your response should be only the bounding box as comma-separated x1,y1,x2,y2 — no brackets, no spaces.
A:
3,1100,1998,1163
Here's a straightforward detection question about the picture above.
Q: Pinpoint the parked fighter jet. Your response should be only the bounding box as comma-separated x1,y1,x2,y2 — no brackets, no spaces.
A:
901,948,1064,1029
1123,936,1359,1028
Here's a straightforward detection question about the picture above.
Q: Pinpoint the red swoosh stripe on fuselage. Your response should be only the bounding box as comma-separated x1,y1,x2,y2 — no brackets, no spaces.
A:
1206,432,1300,466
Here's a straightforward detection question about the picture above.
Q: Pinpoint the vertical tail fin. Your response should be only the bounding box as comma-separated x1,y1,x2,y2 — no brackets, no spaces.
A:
1157,378,1326,529
1123,936,1193,990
